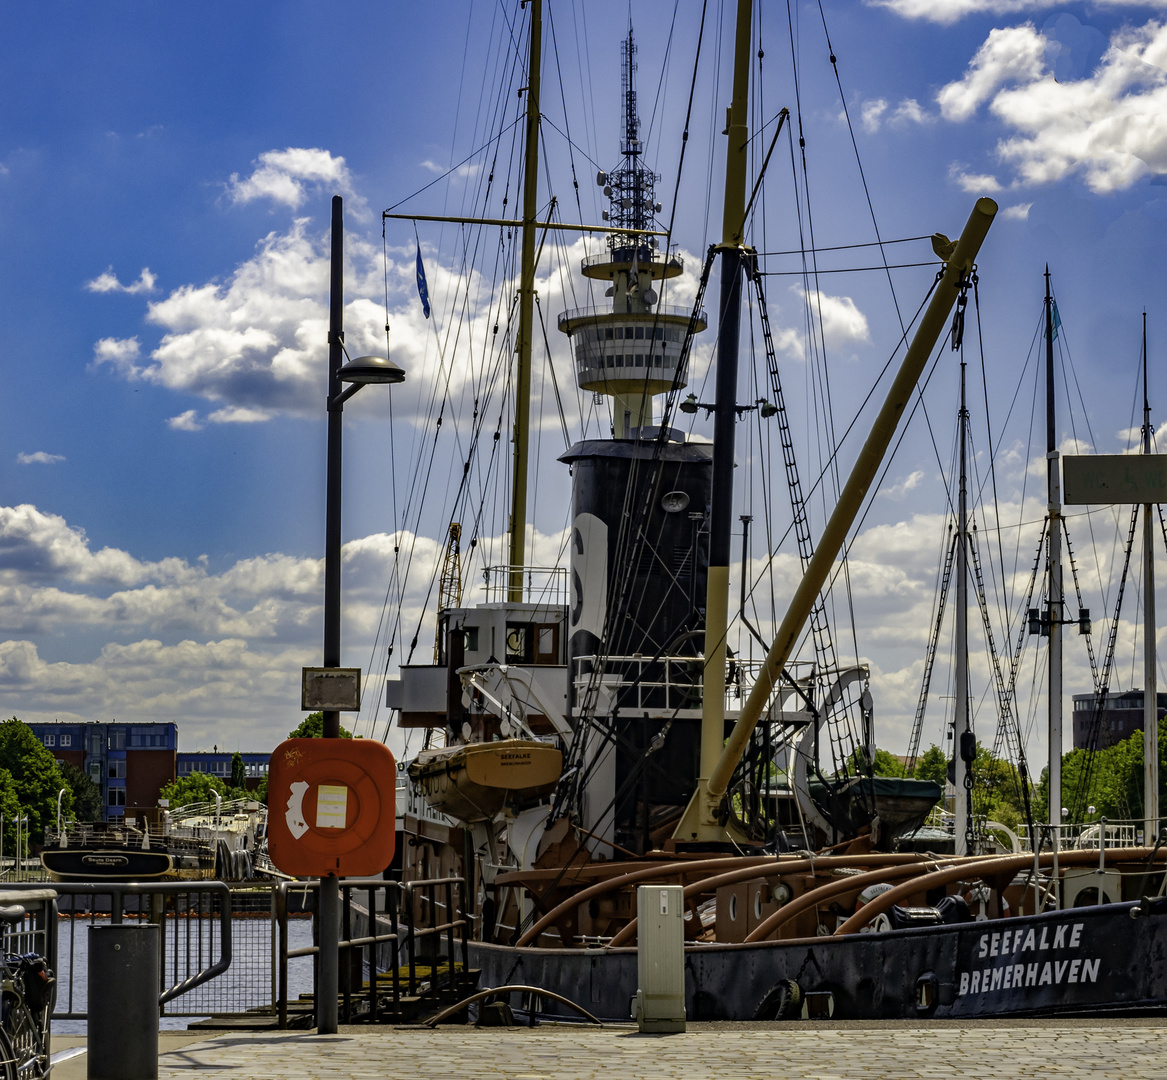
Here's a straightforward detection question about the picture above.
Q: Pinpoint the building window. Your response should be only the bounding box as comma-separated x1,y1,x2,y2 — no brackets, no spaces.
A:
108,788,126,807
44,735,55,748
60,734,71,748
108,759,126,779
108,730,125,751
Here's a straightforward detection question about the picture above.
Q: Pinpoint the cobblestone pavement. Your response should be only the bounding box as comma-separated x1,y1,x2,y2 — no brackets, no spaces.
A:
137,1021,1167,1079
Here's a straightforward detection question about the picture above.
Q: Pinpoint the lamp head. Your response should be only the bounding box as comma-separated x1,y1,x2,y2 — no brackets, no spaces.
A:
338,355,406,385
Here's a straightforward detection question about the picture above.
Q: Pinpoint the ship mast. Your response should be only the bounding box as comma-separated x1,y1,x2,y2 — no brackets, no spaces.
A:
954,353,972,856
1142,312,1159,843
673,0,999,843
508,0,542,602
1044,267,1064,843
694,0,754,842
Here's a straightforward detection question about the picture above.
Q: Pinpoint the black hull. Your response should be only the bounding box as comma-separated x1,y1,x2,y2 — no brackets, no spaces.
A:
41,848,176,880
470,901,1167,1021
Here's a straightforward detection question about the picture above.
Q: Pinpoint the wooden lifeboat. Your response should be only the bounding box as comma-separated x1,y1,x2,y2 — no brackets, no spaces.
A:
408,739,562,823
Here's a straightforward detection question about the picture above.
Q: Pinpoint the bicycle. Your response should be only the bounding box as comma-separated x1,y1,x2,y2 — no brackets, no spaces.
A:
0,906,54,1079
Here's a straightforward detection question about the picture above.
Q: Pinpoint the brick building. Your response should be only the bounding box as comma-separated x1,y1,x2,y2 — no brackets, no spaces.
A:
27,721,178,823
1072,690,1167,750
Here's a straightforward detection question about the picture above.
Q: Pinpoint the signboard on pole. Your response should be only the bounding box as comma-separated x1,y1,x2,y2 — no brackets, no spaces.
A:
1063,455,1167,505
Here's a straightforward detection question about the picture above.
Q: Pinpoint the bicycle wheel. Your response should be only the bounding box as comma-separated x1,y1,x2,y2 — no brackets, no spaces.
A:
0,1027,20,1080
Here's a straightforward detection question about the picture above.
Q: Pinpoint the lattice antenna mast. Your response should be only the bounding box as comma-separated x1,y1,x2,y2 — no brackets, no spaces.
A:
433,522,463,662
605,28,661,256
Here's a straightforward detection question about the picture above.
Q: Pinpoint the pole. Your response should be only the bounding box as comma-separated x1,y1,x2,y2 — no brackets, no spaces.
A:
508,0,541,600
675,197,999,841
1045,267,1063,845
954,357,971,856
697,0,754,810
1143,311,1159,844
318,193,345,1034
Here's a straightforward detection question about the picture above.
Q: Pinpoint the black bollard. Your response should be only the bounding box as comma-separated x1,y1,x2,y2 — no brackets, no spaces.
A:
88,923,159,1080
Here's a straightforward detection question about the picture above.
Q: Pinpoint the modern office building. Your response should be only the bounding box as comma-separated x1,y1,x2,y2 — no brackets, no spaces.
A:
27,721,178,821
176,751,269,790
1072,690,1167,750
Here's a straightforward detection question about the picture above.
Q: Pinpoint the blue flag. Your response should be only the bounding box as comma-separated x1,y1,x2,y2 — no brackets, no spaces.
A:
1048,301,1061,341
415,243,431,320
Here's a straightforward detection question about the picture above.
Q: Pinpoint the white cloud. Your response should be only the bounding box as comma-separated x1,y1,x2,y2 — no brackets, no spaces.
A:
862,99,888,133
798,288,870,348
939,19,1167,193
85,267,157,295
16,452,64,466
167,410,203,432
949,163,1005,193
207,406,271,424
870,0,1167,25
1002,202,1033,220
891,99,930,126
937,26,1047,123
226,148,364,216
878,470,926,500
90,337,143,378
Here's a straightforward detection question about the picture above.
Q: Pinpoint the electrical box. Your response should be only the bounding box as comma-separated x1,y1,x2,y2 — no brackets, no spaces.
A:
632,884,686,1033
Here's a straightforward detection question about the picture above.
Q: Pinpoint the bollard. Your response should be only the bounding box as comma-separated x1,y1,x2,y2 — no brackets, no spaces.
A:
89,923,159,1080
632,884,686,1033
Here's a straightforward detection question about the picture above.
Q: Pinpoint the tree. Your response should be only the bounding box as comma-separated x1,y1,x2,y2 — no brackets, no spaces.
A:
0,719,71,847
59,761,102,822
289,712,352,739
159,771,251,811
871,749,907,778
913,744,948,786
230,752,246,790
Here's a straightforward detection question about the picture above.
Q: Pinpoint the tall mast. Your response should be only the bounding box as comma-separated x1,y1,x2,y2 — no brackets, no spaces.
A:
1143,311,1159,843
1045,267,1064,843
696,0,754,830
954,355,971,856
508,0,542,601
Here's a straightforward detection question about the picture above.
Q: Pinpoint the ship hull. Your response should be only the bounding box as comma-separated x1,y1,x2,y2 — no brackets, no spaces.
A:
469,900,1167,1020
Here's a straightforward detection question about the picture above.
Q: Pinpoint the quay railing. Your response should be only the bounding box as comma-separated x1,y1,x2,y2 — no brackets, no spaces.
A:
275,875,470,1028
45,881,233,1020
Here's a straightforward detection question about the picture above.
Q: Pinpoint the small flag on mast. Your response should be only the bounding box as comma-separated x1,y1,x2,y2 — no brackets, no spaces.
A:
1048,301,1061,341
415,243,431,319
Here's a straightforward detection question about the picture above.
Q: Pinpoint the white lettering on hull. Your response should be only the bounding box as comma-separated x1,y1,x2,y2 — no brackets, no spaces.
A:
957,922,1102,999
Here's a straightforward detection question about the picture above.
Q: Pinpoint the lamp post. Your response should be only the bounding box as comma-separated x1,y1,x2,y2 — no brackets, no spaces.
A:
317,194,405,1035
57,788,67,848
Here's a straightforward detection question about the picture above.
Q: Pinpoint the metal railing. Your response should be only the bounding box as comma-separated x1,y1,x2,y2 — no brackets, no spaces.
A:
0,888,57,966
49,882,232,1019
275,876,469,1027
558,303,702,327
480,565,568,606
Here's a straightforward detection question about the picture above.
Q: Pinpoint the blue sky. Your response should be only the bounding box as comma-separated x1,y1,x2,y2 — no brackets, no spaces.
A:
3,1,1167,766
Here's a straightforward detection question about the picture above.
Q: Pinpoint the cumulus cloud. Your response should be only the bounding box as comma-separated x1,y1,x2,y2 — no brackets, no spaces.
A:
862,99,888,133
85,267,157,295
939,19,1167,193
91,337,143,378
167,410,203,432
878,470,926,500
226,148,365,216
1002,202,1033,220
16,452,64,466
949,163,1005,194
870,0,1166,26
207,406,271,424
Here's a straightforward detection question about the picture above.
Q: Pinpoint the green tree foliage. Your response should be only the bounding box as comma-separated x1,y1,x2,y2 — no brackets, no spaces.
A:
0,769,22,855
970,746,1029,831
1034,716,1167,825
159,771,251,810
913,744,948,786
871,749,907,777
230,752,246,790
59,761,102,822
288,712,352,739
0,719,71,848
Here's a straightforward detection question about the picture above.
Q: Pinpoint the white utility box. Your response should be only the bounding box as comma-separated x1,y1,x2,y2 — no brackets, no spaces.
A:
632,884,686,1033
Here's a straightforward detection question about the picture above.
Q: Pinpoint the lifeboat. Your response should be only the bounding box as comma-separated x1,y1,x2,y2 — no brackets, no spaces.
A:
408,740,562,823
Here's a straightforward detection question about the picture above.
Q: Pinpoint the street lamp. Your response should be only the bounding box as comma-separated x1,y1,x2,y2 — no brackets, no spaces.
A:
57,788,68,848
318,194,405,1036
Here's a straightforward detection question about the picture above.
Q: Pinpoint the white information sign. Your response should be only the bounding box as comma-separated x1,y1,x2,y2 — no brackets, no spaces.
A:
315,784,349,829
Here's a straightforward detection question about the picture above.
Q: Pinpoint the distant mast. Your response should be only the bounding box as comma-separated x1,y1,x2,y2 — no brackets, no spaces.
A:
1044,267,1064,841
1142,312,1158,843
